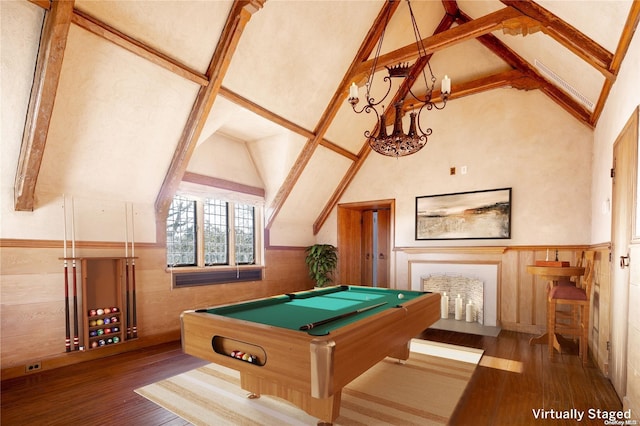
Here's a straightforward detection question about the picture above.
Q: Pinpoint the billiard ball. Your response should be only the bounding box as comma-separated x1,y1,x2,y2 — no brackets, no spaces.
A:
104,308,111,315
103,318,110,324
96,319,104,326
96,308,104,315
398,293,404,299
89,320,97,327
91,341,98,348
89,309,97,317
110,316,118,323
112,336,120,343
98,339,106,346
104,328,111,334
111,307,119,313
112,327,119,332
97,329,104,335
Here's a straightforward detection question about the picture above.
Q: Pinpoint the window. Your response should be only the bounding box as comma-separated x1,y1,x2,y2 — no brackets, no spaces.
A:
166,195,261,269
203,199,228,265
234,204,255,265
166,196,196,266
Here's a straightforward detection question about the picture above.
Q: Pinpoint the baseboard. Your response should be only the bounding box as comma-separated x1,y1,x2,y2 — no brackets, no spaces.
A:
1,330,181,381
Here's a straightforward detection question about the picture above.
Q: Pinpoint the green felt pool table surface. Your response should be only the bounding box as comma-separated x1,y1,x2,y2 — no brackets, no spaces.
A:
199,285,428,336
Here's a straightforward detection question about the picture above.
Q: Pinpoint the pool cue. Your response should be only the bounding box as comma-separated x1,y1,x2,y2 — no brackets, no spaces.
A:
299,302,387,330
125,204,131,340
63,196,71,352
131,204,137,338
71,197,79,350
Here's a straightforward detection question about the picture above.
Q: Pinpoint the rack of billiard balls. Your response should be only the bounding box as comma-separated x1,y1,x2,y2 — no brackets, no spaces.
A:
87,307,122,349
229,350,259,364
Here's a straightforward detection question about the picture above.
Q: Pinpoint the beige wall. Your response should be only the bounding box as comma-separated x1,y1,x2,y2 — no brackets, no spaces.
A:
328,88,593,249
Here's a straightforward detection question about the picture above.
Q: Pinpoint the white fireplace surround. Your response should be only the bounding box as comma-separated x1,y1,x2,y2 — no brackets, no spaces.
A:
410,262,498,327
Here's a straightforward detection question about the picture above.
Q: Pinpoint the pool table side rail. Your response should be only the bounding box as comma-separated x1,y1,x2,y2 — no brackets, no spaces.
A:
315,291,441,395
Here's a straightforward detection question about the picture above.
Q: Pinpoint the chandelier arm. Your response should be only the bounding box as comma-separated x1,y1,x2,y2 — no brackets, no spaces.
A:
415,103,434,139
429,97,448,110
406,86,432,104
366,75,394,108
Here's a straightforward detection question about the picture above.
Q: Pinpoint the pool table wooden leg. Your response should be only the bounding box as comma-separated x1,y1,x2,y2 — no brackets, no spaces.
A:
241,371,342,423
388,340,411,361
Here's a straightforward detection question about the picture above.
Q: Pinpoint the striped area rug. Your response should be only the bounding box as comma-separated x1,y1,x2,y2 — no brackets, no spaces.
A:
135,340,482,425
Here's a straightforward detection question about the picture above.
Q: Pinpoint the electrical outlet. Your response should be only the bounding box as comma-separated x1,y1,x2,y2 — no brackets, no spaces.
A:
450,167,456,175
25,362,41,373
461,166,468,175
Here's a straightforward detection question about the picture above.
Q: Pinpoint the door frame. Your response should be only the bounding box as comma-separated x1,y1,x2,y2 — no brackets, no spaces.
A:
337,199,395,287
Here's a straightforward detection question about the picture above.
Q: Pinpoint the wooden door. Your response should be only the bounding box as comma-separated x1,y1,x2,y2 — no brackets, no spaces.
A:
610,107,638,397
376,209,390,287
361,210,374,285
361,209,390,287
337,207,362,285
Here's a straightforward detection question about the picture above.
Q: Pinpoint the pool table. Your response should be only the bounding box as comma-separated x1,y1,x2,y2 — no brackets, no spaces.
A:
180,285,440,423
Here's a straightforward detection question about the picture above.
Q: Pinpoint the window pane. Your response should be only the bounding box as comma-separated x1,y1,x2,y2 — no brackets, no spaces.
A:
235,204,255,265
166,196,196,266
204,199,228,265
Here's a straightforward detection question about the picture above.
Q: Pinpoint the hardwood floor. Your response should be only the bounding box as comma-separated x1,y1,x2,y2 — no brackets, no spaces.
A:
419,329,622,426
1,330,621,425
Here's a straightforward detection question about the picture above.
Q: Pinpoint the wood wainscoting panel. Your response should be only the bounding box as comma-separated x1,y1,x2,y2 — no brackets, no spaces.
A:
1,242,310,378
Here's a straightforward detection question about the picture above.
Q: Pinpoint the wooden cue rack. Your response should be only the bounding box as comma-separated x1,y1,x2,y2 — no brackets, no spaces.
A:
62,257,138,350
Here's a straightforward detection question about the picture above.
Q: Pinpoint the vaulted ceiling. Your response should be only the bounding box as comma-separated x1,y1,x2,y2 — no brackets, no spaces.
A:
9,0,639,238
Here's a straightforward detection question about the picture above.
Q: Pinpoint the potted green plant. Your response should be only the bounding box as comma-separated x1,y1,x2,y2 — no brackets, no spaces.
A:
305,244,338,288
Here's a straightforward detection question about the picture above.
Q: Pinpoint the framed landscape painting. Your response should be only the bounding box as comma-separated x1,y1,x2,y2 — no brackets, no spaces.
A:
415,188,512,240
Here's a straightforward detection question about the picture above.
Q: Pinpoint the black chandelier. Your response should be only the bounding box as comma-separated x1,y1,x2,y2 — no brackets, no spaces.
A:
348,0,451,157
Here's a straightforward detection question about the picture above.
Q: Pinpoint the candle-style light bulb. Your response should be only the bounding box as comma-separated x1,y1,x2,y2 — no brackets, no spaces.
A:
349,82,358,99
441,75,451,95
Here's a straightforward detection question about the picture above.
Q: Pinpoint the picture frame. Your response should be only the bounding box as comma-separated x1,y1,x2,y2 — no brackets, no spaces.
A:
415,188,512,240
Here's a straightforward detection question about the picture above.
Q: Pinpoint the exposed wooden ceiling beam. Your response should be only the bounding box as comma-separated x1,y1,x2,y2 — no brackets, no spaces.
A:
154,0,265,229
500,0,614,79
265,0,401,231
218,87,357,161
455,11,594,127
402,69,541,111
28,0,50,9
72,9,208,87
219,86,313,139
14,0,74,211
353,6,522,79
590,0,640,126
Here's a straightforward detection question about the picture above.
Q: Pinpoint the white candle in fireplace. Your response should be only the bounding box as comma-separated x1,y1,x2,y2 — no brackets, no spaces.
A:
441,292,449,319
466,302,474,322
455,294,463,320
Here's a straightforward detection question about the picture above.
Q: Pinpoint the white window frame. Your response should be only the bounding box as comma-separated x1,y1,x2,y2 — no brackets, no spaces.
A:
167,194,264,270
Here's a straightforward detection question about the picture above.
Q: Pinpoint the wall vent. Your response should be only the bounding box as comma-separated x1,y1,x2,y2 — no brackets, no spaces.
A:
534,59,595,111
173,268,262,288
